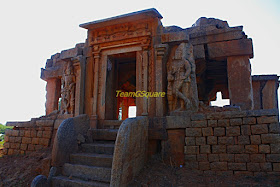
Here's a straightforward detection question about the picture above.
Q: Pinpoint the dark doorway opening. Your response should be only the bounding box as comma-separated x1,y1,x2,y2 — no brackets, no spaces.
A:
105,52,136,120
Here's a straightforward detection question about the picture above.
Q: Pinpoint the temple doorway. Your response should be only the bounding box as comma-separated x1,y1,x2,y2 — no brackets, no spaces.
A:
105,52,136,120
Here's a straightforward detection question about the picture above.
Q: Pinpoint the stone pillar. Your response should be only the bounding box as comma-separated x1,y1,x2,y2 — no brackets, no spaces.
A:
142,49,148,116
155,44,168,117
227,55,254,110
45,78,61,115
91,48,100,128
136,51,143,116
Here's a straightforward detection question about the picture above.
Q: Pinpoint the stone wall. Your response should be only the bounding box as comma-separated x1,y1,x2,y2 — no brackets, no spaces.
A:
2,114,70,156
185,109,280,175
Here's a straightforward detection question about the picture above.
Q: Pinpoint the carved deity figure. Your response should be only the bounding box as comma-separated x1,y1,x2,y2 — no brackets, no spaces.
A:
60,62,75,114
167,43,198,112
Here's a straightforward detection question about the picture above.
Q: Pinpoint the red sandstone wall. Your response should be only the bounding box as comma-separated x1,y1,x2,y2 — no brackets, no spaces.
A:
185,110,280,175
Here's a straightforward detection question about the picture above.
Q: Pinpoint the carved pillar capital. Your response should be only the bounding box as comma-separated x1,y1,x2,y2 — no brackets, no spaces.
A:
155,44,169,58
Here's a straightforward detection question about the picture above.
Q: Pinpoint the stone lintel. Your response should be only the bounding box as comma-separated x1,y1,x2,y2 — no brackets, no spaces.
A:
41,67,63,81
60,46,83,60
208,39,253,60
161,31,189,44
188,26,243,39
252,75,279,81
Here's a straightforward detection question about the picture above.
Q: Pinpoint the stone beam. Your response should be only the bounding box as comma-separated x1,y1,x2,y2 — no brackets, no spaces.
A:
208,39,253,60
161,31,189,43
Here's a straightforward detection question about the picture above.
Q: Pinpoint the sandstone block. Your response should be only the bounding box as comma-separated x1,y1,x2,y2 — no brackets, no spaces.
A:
214,127,225,136
226,126,240,136
208,120,217,127
31,130,37,138
250,135,261,145
5,129,12,136
228,163,246,171
28,144,35,151
212,145,226,153
219,154,234,162
260,163,272,172
208,154,219,162
186,128,202,137
185,137,195,145
184,146,199,154
245,145,258,153
196,137,206,145
216,171,233,176
39,138,50,146
271,144,280,153
200,145,211,154
185,155,197,161
32,138,39,145
218,137,234,145
202,127,213,136
192,120,207,128
250,154,265,163
261,134,280,144
54,119,64,129
251,124,268,134
19,130,24,137
235,154,250,163
257,116,278,124
11,130,19,137
243,117,256,125
197,154,208,162
2,148,8,155
43,131,52,139
207,136,217,145
22,137,32,144
199,162,210,170
8,149,14,155
238,136,250,145
20,144,27,150
259,145,270,153
273,163,280,171
24,131,31,137
36,120,54,127
11,143,20,149
227,145,244,154
269,123,280,134
230,118,242,126
3,142,10,148
210,162,227,171
9,137,15,143
241,125,251,135
4,135,9,142
247,163,261,172
37,131,43,138
266,154,280,162
191,113,206,121
185,162,199,170
15,137,22,143
218,119,229,127
35,145,43,151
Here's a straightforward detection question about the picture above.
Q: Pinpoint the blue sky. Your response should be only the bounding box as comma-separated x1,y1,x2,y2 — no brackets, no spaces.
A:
0,0,279,124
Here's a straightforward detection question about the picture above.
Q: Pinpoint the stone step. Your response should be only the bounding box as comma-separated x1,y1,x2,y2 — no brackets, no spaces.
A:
100,120,123,129
90,129,118,141
81,142,115,155
52,176,110,187
70,152,113,168
63,163,111,183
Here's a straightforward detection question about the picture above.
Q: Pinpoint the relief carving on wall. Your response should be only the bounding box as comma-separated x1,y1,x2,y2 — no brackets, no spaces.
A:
90,22,152,45
60,62,76,114
167,43,198,112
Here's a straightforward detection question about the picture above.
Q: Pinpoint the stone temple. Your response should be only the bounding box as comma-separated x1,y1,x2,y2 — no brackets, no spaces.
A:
2,8,280,186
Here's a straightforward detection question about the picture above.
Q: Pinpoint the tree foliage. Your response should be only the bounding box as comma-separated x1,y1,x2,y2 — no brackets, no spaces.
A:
0,123,12,134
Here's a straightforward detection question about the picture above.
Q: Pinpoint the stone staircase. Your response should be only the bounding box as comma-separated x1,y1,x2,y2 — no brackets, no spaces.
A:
52,120,121,187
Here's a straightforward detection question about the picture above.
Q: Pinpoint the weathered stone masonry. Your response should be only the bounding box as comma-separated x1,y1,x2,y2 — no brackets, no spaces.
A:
185,109,280,175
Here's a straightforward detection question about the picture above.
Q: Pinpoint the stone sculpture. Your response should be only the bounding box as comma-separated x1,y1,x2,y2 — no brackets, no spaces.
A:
167,43,198,112
60,62,75,114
